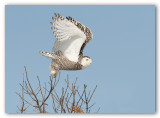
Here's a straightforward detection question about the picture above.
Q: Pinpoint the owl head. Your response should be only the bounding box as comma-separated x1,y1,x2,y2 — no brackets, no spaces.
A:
81,56,92,69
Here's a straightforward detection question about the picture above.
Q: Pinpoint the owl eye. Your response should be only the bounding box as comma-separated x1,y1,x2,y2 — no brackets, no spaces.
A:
86,59,88,61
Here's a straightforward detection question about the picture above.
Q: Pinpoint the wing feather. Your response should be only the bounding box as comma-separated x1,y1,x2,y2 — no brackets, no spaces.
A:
51,13,93,62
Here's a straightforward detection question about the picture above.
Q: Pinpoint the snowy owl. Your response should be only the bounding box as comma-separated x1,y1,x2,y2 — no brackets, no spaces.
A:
39,13,93,77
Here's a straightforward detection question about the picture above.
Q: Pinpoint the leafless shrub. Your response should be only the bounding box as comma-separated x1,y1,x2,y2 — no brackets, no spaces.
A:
16,66,100,113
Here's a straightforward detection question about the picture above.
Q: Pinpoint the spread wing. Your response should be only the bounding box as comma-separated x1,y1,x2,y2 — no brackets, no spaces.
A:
51,13,93,62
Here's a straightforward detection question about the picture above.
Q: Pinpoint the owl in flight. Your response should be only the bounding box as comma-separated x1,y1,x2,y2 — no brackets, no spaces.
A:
39,13,93,77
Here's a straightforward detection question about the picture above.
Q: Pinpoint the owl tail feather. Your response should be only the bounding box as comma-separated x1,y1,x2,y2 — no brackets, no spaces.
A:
39,51,56,59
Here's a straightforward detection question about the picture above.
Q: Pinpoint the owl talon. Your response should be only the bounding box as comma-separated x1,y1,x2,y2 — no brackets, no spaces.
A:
54,72,58,78
50,70,58,78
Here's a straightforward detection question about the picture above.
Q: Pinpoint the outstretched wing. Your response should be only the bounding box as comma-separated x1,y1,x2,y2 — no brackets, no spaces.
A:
51,13,93,62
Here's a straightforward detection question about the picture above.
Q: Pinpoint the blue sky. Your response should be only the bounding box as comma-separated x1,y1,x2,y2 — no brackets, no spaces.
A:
5,5,155,113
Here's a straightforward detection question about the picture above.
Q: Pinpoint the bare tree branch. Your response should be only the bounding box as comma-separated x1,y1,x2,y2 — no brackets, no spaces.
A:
17,66,99,113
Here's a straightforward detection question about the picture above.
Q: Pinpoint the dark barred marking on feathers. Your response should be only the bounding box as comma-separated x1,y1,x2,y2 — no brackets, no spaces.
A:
52,55,82,70
51,13,93,57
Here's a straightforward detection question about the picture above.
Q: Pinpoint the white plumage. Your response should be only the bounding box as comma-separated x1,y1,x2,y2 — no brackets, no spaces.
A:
52,15,86,62
40,13,93,77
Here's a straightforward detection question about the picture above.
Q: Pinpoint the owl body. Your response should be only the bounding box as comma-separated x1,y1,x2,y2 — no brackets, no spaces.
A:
50,55,82,76
51,54,82,71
